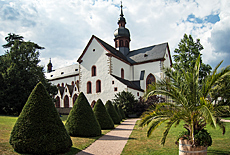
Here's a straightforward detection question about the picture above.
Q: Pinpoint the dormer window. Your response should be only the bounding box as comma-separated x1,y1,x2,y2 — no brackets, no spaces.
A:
61,72,64,74
144,54,148,57
93,49,95,52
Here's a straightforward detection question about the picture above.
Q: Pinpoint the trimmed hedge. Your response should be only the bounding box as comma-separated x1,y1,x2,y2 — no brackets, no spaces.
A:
9,82,72,154
93,99,114,129
114,104,122,121
65,92,101,137
105,100,120,124
119,106,126,119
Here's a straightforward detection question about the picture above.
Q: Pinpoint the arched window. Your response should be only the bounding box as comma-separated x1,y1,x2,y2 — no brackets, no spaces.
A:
64,95,69,108
96,80,101,93
61,83,64,87
92,66,96,76
72,81,74,85
91,100,96,108
146,74,156,90
115,41,118,48
73,94,78,105
120,40,124,47
55,96,60,108
121,68,124,79
87,81,92,94
125,40,128,47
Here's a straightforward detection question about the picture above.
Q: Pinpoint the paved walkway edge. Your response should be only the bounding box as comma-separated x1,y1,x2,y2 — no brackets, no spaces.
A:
76,118,139,155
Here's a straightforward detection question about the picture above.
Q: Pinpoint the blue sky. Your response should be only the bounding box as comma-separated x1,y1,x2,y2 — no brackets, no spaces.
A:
0,0,229,70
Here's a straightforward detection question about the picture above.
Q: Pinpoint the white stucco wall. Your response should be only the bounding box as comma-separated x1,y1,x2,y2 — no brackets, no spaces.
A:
111,57,133,80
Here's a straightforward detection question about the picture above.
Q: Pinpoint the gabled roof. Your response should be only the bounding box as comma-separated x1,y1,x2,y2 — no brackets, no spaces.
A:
77,35,130,64
58,86,65,98
66,84,74,96
111,74,144,92
77,35,172,66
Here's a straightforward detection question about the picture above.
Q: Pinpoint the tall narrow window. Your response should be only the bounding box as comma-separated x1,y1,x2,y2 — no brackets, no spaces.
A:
125,40,128,47
91,100,96,108
121,68,124,79
73,94,78,105
87,81,92,94
146,74,156,90
92,66,96,76
96,80,101,93
120,40,124,47
64,95,69,108
55,96,60,108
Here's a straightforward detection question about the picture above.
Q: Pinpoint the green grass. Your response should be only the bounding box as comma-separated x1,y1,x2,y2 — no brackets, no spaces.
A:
121,120,230,155
1,115,230,155
0,115,116,155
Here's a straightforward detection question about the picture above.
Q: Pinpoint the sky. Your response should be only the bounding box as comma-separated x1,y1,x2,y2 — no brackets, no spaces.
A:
0,0,230,71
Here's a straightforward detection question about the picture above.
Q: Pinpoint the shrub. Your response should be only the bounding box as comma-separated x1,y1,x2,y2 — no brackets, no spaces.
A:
119,106,126,119
65,92,101,137
93,99,114,129
9,82,72,154
114,104,122,121
105,100,120,124
113,91,138,115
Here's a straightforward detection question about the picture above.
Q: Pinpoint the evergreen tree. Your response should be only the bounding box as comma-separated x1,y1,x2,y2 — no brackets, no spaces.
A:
9,82,72,154
93,99,114,129
105,100,120,124
114,104,122,121
65,92,101,137
119,105,126,119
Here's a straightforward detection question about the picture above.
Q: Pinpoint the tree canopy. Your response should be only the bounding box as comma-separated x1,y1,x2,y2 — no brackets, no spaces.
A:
113,91,138,116
0,33,57,115
173,34,212,81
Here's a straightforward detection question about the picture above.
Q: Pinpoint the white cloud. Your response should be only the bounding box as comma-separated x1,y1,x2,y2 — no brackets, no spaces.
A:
0,0,229,70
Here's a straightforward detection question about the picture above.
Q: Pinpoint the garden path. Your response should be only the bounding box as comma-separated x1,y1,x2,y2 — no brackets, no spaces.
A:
76,118,139,155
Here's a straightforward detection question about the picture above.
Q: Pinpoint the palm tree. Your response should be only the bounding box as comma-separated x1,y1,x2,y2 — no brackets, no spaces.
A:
139,55,230,146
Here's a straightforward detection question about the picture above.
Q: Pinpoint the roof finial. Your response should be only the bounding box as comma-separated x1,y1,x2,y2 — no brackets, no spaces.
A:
120,1,124,17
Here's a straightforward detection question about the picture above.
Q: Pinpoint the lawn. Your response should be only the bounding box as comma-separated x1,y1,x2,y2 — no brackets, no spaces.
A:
1,115,230,155
121,120,230,155
0,115,115,155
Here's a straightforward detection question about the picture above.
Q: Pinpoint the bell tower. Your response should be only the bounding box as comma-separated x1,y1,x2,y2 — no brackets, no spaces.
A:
114,2,131,56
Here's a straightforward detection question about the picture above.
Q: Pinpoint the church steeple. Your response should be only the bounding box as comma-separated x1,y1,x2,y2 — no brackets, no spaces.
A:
47,58,53,73
114,1,131,56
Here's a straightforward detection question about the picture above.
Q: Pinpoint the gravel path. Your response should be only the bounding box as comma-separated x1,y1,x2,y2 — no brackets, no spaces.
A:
76,118,139,155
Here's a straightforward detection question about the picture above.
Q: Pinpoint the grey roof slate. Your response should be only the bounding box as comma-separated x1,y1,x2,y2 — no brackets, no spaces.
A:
111,74,144,92
127,43,168,64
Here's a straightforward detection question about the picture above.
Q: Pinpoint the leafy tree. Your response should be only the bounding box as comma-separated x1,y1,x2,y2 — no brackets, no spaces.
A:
93,99,114,129
139,56,230,146
65,92,101,137
211,73,230,113
173,34,212,81
113,91,138,116
105,100,120,124
10,82,72,154
0,33,57,115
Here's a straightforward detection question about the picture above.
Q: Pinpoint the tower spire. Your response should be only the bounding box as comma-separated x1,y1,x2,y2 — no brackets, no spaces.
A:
114,2,131,55
120,1,124,18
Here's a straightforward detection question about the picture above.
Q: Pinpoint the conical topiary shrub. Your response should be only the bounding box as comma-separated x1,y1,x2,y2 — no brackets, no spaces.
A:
114,104,122,121
119,106,126,119
65,92,101,137
105,100,120,124
93,99,114,129
9,82,72,154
